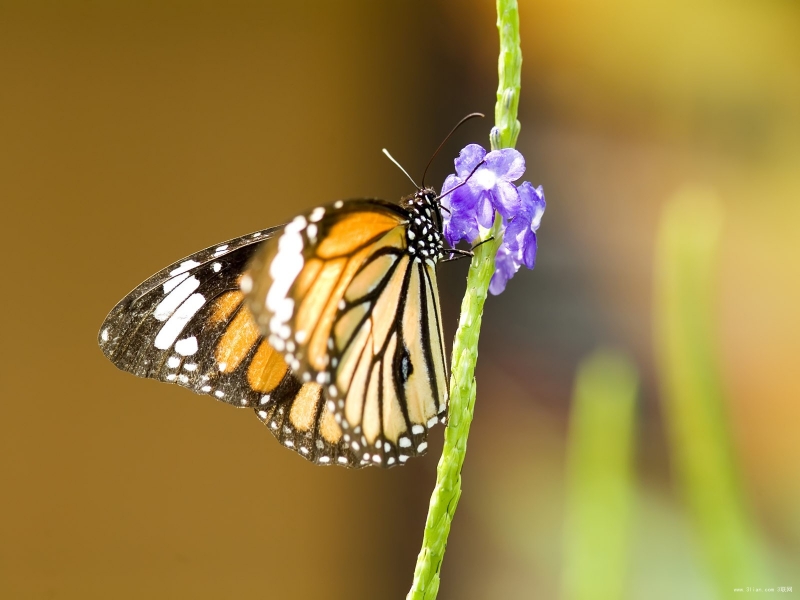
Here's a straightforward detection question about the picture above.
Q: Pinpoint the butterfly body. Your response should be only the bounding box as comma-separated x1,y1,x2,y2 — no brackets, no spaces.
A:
99,191,449,468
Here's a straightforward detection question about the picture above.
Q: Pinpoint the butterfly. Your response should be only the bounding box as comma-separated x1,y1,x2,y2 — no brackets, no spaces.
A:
98,113,486,468
98,188,456,468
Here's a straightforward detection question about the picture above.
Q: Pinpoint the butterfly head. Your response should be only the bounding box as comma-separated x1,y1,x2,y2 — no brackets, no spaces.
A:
401,187,445,263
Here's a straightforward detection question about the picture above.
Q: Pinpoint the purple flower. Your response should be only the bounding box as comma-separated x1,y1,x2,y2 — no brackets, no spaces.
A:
441,145,545,295
489,182,545,294
441,144,525,246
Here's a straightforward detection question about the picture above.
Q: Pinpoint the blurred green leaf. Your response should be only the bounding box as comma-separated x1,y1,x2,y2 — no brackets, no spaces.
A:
562,350,638,600
654,188,769,593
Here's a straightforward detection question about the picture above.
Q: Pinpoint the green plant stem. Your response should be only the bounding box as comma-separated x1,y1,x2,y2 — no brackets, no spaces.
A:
406,2,521,598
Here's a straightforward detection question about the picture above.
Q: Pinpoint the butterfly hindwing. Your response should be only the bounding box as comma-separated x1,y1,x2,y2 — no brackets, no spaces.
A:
330,255,449,466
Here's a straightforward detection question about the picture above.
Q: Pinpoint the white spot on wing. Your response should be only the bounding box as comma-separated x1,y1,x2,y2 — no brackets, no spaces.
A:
240,274,252,293
169,260,200,277
154,276,200,321
154,293,205,349
167,356,180,369
100,329,109,342
162,272,190,293
266,220,304,330
175,336,198,356
309,207,325,222
212,262,222,273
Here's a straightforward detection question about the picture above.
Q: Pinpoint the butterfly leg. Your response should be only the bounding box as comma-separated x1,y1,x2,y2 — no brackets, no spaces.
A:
441,237,495,262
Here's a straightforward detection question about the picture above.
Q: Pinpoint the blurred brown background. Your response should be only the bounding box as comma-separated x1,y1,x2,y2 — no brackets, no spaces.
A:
1,1,798,598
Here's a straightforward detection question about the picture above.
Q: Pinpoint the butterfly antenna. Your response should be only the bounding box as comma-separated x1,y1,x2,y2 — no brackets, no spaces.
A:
382,148,420,189
421,112,484,188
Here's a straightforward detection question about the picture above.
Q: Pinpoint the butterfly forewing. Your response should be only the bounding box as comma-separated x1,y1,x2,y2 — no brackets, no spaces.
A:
99,227,280,402
98,226,364,468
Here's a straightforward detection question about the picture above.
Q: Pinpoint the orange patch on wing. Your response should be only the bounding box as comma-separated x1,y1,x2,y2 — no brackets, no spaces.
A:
296,258,346,340
293,258,324,299
333,302,369,351
211,290,244,324
336,318,371,390
317,212,401,259
345,253,398,302
363,362,382,444
289,383,322,432
345,330,373,426
247,340,289,393
319,407,342,444
215,308,260,373
307,227,408,373
370,255,408,349
307,247,371,371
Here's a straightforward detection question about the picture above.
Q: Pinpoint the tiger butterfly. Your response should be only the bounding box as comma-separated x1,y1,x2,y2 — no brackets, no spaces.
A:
99,190,451,468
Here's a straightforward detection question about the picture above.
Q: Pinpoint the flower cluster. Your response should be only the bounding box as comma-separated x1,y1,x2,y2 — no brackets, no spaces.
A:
441,144,545,294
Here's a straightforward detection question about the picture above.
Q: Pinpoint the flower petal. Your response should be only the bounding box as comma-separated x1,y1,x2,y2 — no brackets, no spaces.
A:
522,231,538,269
490,181,521,218
454,144,487,178
489,246,520,295
475,193,495,229
505,216,527,252
443,185,480,245
441,173,462,198
483,148,526,181
518,182,546,231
